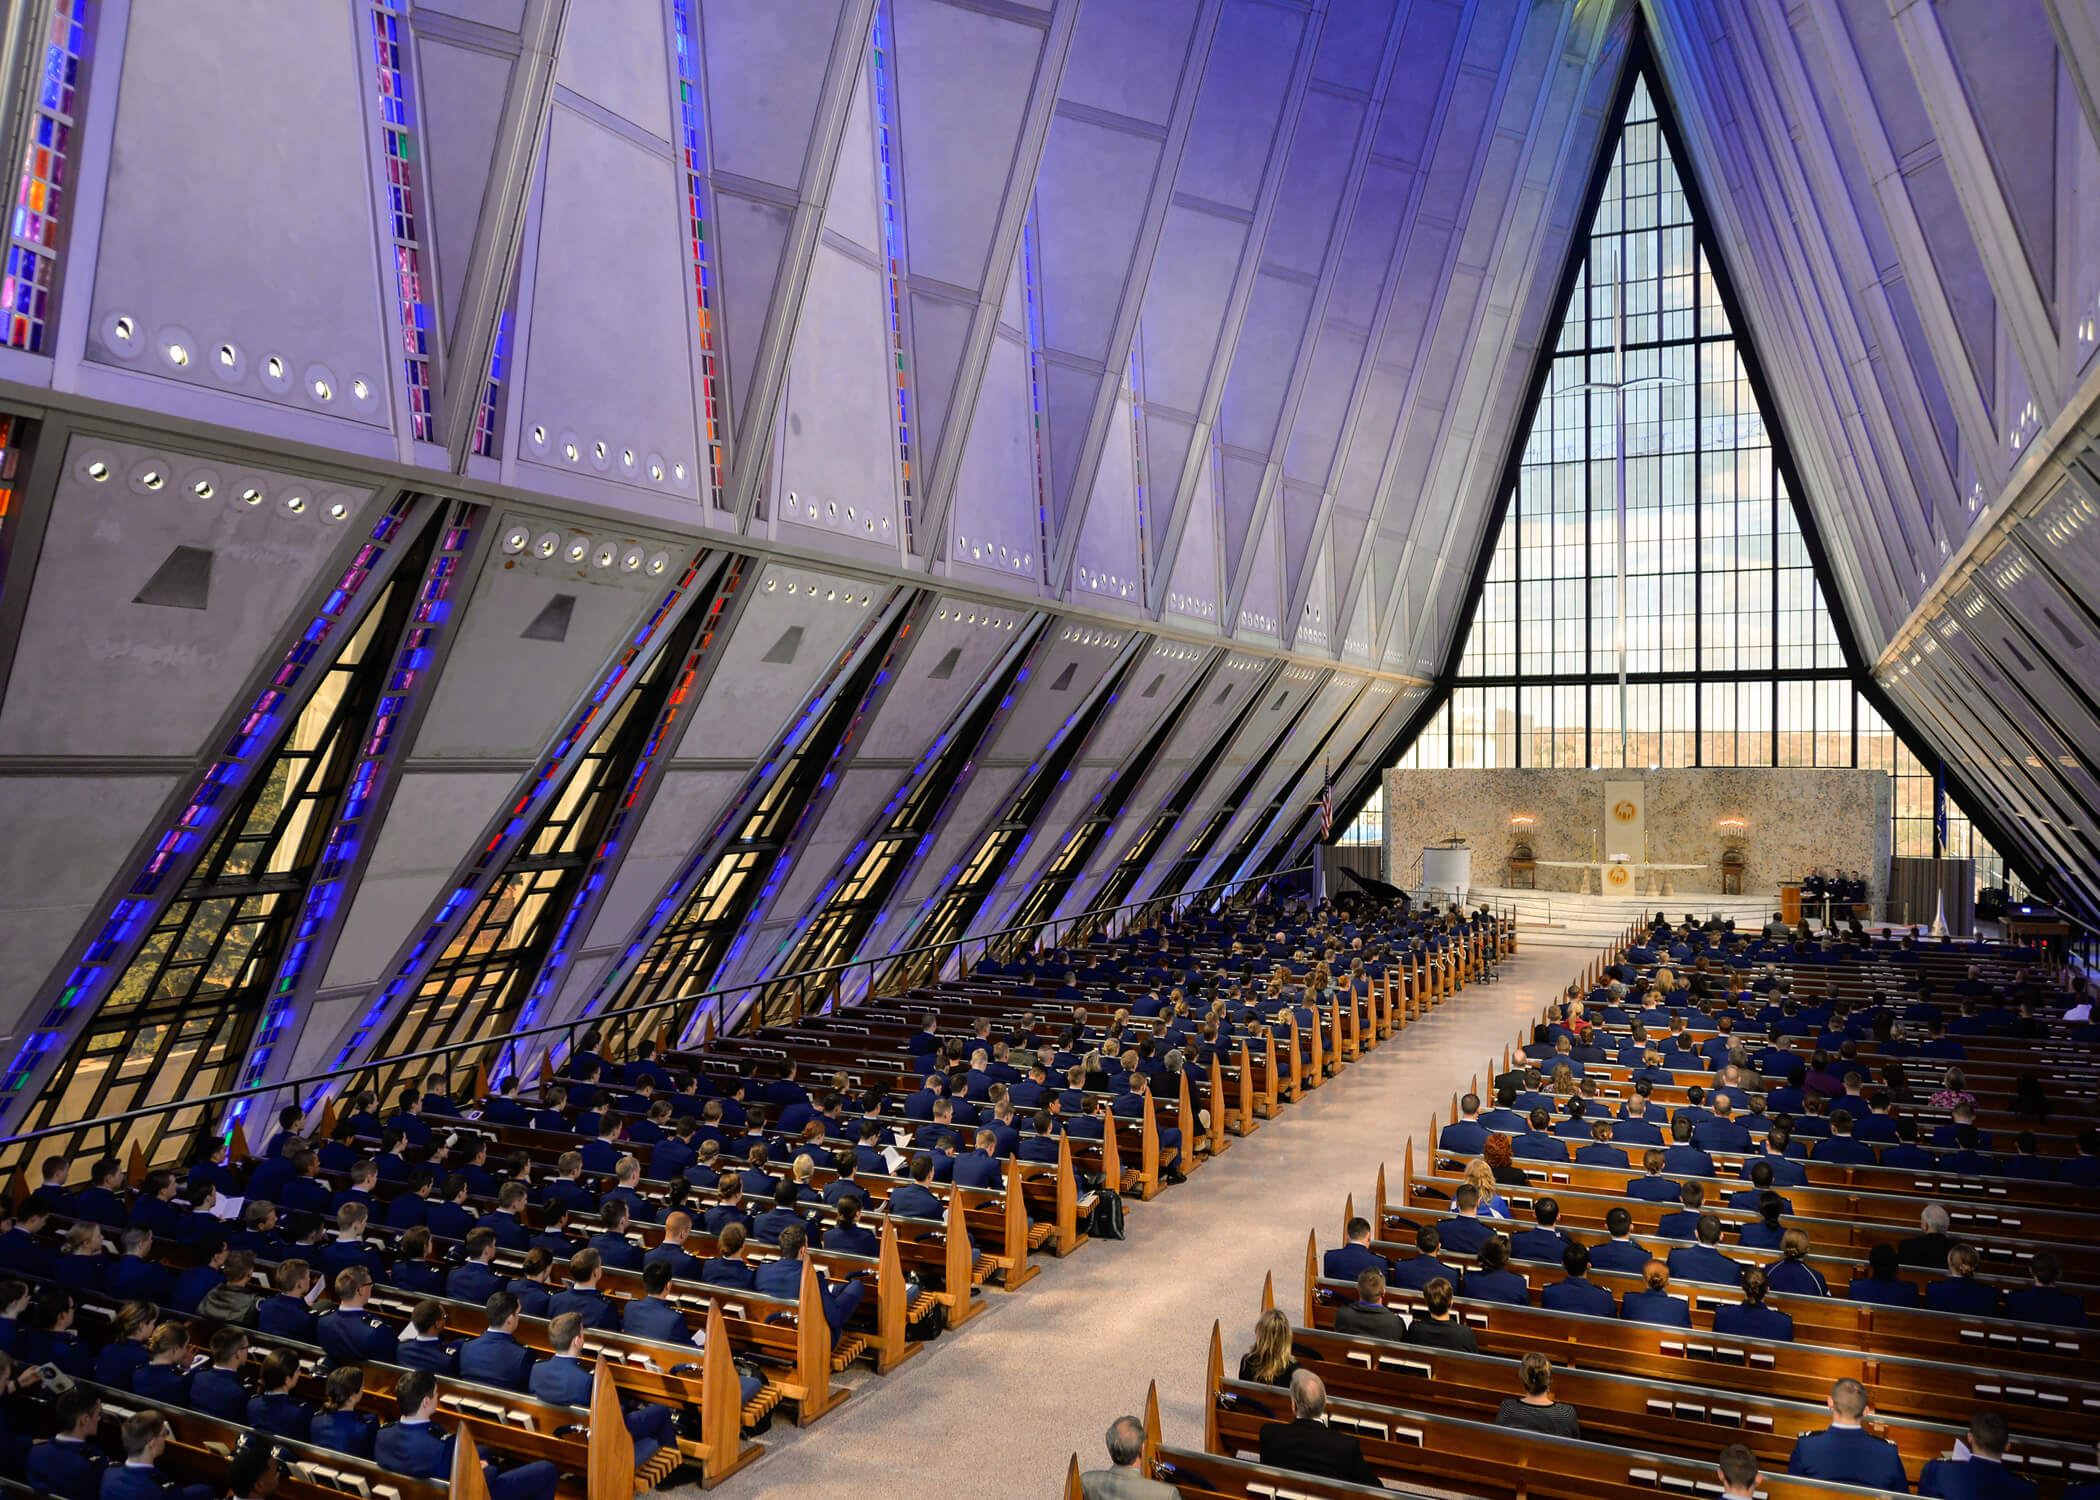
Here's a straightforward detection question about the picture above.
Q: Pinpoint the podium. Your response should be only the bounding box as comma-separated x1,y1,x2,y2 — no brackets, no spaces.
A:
1778,881,1801,927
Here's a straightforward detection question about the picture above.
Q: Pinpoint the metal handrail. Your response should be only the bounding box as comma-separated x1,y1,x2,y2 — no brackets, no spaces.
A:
4,861,1320,1160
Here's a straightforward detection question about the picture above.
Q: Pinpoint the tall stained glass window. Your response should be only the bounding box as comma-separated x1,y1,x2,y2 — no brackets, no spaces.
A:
1413,72,1999,879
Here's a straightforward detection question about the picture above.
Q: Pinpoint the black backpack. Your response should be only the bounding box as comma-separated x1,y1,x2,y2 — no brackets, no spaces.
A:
1087,1187,1126,1240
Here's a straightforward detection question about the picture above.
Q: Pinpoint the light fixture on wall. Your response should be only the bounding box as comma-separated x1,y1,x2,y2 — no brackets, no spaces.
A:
1717,815,1747,836
1509,814,1535,828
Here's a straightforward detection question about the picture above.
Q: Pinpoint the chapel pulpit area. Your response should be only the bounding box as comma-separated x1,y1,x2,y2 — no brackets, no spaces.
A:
1383,766,1892,919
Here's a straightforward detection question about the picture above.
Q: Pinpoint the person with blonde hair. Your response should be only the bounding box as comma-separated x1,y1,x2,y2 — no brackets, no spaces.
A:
1463,1157,1513,1219
1238,1306,1298,1387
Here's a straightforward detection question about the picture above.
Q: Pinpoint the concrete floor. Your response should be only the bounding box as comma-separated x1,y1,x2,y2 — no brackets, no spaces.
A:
696,942,1600,1499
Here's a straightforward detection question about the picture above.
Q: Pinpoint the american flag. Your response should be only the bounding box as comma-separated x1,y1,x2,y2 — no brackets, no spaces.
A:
1320,761,1334,840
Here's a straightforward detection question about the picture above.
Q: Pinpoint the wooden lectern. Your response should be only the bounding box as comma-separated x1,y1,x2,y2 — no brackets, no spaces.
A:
1778,881,1802,927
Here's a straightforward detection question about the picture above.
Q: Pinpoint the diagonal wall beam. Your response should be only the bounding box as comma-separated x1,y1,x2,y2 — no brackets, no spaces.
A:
907,0,1082,561
728,0,882,528
1221,12,1413,636
1104,4,1331,606
437,0,570,469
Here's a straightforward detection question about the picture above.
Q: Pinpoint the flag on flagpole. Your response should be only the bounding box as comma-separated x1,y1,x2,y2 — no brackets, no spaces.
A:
1320,760,1334,840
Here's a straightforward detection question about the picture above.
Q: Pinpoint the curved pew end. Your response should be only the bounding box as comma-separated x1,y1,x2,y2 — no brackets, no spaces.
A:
1304,1230,1319,1324
1064,1454,1084,1500
452,1403,494,1500
1205,1321,1224,1453
1260,1271,1275,1314
1143,1380,1162,1467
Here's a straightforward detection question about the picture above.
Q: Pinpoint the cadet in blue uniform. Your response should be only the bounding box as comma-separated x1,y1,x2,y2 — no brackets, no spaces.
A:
316,1267,398,1366
375,1371,558,1500
1918,1411,2038,1500
27,1389,108,1500
1712,1267,1794,1343
100,1410,215,1500
309,1368,380,1459
1786,1378,1909,1491
458,1292,536,1392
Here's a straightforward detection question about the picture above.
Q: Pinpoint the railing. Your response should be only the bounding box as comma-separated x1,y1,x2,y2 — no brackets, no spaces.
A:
4,862,1318,1175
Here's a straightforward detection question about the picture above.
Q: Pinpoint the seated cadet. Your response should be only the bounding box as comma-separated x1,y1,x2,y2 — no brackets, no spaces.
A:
1926,1245,2003,1318
475,1181,533,1251
1508,1197,1569,1264
1810,1109,1878,1165
377,1371,560,1500
751,1179,812,1245
887,1152,946,1222
1657,1181,1712,1242
1322,1217,1391,1282
701,1223,757,1289
530,1311,707,1468
395,1299,459,1375
189,1327,252,1421
1333,1268,1407,1340
423,1173,476,1243
310,1366,379,1459
1626,1148,1685,1203
29,1388,109,1500
259,1259,320,1342
1662,1115,1717,1177
1578,1206,1645,1276
823,1195,879,1257
701,1177,752,1238
1436,1184,1495,1254
589,1200,646,1272
1767,1228,1829,1297
106,1227,175,1305
459,1292,536,1392
1785,1378,1909,1491
643,1211,708,1281
1668,1214,1746,1285
102,1410,216,1500
1401,1277,1478,1352
1438,1095,1489,1155
1736,1193,1790,1252
93,1302,157,1390
1692,1097,1754,1154
1575,1120,1624,1167
1390,1224,1461,1291
550,1249,621,1330
1541,1242,1615,1317
953,1129,1004,1189
502,1247,556,1320
1512,1111,1568,1163
1621,1261,1694,1328
621,1262,691,1343
1713,1266,1794,1342
1727,1160,1793,1215
754,1225,866,1343
247,1349,314,1443
1847,1241,1921,1306
1917,1410,2038,1500
130,1324,195,1407
447,1227,506,1304
2004,1252,2086,1329
1463,1236,1531,1306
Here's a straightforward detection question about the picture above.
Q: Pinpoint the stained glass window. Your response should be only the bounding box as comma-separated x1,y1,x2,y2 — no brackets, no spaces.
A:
1,0,88,353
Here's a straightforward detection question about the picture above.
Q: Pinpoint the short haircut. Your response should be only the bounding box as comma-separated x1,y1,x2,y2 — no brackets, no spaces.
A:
1968,1409,2008,1459
1355,1267,1385,1302
485,1291,519,1325
396,1369,438,1415
1717,1443,1759,1490
1346,1216,1371,1241
1104,1414,1145,1467
1562,1242,1590,1277
1423,1277,1455,1315
120,1411,166,1459
549,1311,584,1350
642,1261,673,1295
1533,1197,1560,1227
1288,1368,1326,1420
1829,1377,1869,1419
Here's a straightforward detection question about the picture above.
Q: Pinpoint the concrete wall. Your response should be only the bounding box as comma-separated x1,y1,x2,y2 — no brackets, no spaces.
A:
1384,766,1892,911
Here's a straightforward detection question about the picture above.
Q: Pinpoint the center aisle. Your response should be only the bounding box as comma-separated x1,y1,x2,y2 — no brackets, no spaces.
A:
717,942,1603,1497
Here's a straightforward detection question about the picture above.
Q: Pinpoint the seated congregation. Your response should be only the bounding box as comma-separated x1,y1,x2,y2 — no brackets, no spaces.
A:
0,887,1506,1497
1074,914,2100,1500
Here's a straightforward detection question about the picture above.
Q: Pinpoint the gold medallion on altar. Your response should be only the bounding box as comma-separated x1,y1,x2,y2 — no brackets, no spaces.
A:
1612,800,1638,822
1606,865,1631,885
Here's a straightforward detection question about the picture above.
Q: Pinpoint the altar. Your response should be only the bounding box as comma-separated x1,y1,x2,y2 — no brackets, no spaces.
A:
1536,858,1707,896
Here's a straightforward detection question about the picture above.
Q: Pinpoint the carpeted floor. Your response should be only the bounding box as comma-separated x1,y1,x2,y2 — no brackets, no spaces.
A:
679,942,1602,1499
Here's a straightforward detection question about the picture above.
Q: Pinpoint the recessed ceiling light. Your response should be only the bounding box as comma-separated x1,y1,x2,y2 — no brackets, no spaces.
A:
191,478,213,499
166,342,189,367
219,344,238,367
86,461,108,482
241,486,264,506
140,469,163,489
312,377,332,400
351,378,369,400
284,494,306,513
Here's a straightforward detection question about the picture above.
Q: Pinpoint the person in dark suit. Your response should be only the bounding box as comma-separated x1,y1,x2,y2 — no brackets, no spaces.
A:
310,1367,380,1459
459,1293,536,1392
1918,1410,2039,1500
1508,1198,1569,1265
549,1249,621,1331
1785,1378,1908,1491
1847,1241,1921,1307
886,1153,946,1223
588,1202,645,1273
1898,1205,1955,1268
1402,1277,1478,1352
375,1371,558,1500
1667,1215,1746,1286
1333,1268,1407,1340
1322,1217,1391,1282
2004,1252,2087,1330
1389,1224,1460,1292
315,1267,398,1365
27,1389,108,1500
1590,1206,1652,1275
1256,1370,1380,1486
101,1410,216,1500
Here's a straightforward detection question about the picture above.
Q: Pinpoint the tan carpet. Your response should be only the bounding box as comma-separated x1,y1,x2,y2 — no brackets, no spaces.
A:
675,942,1601,1498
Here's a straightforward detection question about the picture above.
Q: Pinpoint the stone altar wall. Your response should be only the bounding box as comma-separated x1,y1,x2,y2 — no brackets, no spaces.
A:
1383,766,1892,912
